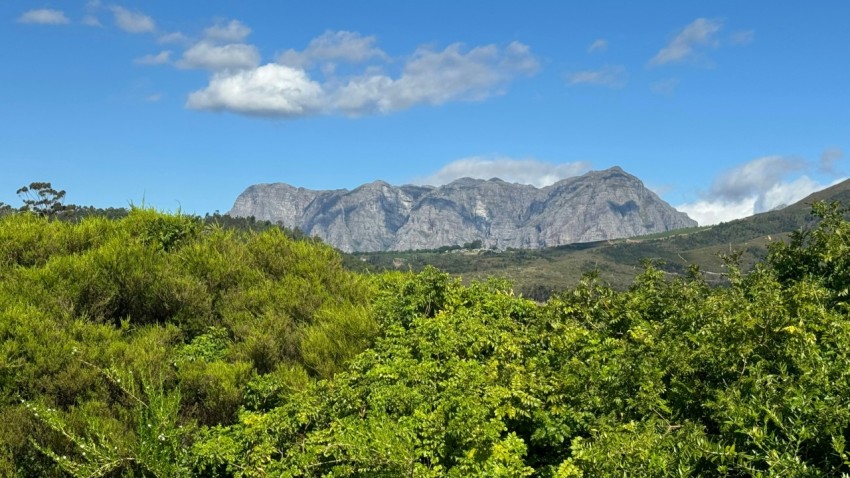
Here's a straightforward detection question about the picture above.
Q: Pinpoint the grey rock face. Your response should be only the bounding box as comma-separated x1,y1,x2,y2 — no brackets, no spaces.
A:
228,167,697,252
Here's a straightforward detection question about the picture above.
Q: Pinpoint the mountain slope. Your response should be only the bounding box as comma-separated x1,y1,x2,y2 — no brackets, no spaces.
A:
345,178,850,297
229,167,697,252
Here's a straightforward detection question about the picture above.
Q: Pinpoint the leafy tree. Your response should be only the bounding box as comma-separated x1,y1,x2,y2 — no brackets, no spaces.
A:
16,181,75,217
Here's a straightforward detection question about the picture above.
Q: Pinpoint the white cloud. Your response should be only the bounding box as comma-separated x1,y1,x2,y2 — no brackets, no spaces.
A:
565,65,626,88
587,39,608,53
186,32,538,118
758,176,825,211
650,18,722,66
676,197,757,226
277,30,387,68
203,19,251,42
17,9,69,25
334,41,539,115
145,93,163,102
110,6,155,33
188,32,538,118
650,77,679,95
415,157,592,188
178,42,260,71
186,64,325,117
82,15,102,27
676,155,844,225
678,177,831,226
134,50,171,65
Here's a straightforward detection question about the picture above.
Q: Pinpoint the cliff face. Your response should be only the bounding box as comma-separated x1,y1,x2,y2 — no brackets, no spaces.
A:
229,167,697,252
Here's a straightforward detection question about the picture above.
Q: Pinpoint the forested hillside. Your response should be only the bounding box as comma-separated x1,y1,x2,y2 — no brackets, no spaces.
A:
2,202,850,476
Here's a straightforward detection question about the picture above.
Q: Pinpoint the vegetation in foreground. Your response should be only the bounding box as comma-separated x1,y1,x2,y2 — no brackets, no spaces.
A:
1,198,850,476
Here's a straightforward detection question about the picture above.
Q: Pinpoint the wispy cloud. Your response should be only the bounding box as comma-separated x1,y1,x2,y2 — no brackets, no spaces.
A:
82,15,102,27
333,41,539,115
708,156,805,202
729,30,755,45
277,30,388,68
203,19,251,43
820,148,844,175
158,32,187,44
587,39,608,53
17,9,70,25
134,50,171,66
676,154,845,225
415,157,592,187
649,18,723,66
110,6,155,34
174,18,259,71
178,42,260,70
650,77,679,95
565,65,627,88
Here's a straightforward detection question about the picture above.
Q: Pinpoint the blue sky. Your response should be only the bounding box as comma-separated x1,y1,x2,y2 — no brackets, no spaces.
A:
1,1,848,225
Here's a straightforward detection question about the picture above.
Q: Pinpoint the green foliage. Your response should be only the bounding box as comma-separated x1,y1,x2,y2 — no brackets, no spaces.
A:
0,208,375,474
5,201,850,475
188,202,850,476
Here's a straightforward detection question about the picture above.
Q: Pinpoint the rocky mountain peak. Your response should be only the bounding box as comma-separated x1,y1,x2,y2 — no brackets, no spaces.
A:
229,167,697,252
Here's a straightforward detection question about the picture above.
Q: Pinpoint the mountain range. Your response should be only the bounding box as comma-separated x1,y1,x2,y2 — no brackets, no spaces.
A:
342,177,850,297
229,167,697,252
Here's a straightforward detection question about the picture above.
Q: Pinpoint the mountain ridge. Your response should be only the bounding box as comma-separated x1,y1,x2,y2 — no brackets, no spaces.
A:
229,167,697,252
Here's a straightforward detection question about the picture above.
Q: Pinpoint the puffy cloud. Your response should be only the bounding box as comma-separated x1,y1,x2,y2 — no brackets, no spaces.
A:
203,19,251,42
110,6,155,33
277,30,388,68
587,39,608,53
134,50,171,66
564,65,627,88
649,18,722,66
415,157,592,188
178,42,260,71
17,9,69,25
186,64,325,117
676,155,843,225
186,35,538,118
334,41,539,115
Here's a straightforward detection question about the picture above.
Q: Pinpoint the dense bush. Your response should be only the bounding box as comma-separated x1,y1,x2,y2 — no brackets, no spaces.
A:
0,208,374,475
2,203,850,476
